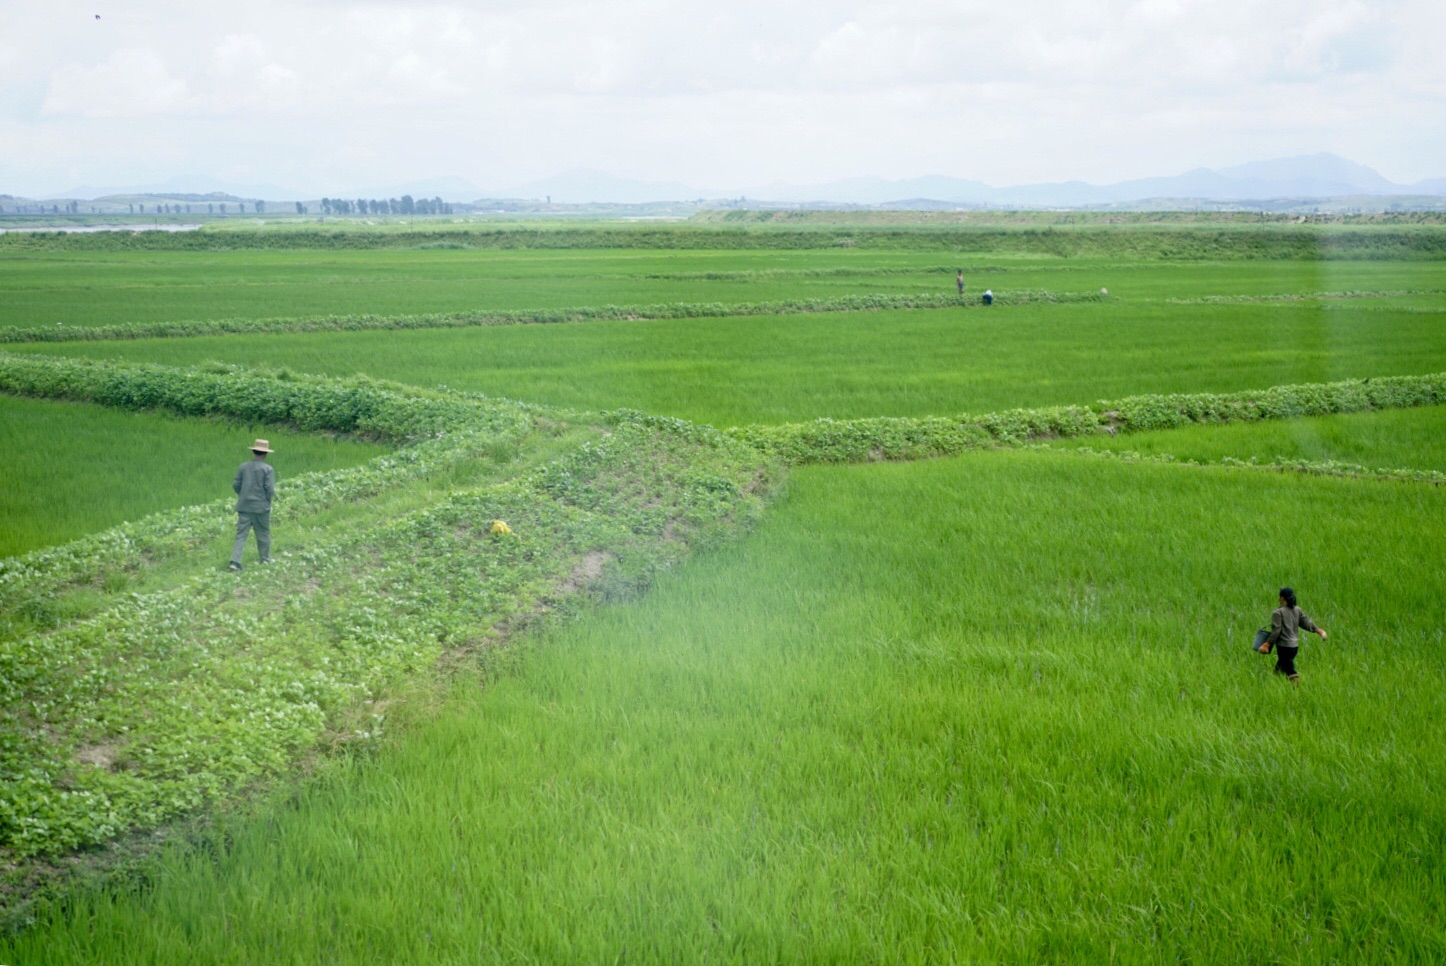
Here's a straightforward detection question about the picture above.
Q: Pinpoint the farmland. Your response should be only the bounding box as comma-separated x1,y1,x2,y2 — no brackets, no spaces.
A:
11,298,1446,427
1,221,1444,959
0,395,388,558
7,450,1442,961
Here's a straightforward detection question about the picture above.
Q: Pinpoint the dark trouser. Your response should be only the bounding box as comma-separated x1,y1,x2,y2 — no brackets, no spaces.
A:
1274,645,1299,679
231,511,271,566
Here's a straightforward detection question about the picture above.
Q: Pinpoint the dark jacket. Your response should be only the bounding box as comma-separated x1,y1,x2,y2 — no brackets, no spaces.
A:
233,458,275,513
1265,604,1319,650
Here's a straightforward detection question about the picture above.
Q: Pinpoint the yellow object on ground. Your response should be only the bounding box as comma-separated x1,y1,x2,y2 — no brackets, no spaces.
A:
490,520,513,535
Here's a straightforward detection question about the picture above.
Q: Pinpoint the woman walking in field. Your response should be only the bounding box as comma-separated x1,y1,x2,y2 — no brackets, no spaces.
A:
1257,586,1327,682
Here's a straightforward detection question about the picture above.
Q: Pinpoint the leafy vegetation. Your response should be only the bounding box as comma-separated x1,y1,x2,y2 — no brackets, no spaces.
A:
727,372,1446,463
0,417,770,860
0,360,775,867
0,352,523,441
1049,443,1446,486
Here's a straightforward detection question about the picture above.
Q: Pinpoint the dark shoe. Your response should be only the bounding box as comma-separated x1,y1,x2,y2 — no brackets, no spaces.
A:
228,561,242,572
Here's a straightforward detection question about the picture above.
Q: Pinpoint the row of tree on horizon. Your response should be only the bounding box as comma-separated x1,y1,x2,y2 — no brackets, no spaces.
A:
2,201,263,216
311,196,454,216
0,196,455,217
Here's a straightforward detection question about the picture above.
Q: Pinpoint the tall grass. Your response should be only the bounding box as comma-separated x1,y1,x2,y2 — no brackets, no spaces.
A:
0,395,389,558
8,450,1442,960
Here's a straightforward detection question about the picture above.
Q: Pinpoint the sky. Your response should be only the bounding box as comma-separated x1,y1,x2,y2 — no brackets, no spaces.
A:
1,1,1442,197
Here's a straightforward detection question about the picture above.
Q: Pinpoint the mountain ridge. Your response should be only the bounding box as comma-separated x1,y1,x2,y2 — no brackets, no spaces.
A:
23,153,1446,208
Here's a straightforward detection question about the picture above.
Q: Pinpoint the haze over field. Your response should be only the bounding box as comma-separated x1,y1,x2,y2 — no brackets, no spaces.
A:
1,2,1443,200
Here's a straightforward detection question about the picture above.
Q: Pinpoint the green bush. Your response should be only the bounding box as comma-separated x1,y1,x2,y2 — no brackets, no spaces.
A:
0,353,531,440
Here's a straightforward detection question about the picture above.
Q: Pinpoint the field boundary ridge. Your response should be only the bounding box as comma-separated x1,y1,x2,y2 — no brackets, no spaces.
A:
0,290,1105,343
727,372,1446,463
4,224,1445,260
1047,444,1446,485
1165,288,1446,305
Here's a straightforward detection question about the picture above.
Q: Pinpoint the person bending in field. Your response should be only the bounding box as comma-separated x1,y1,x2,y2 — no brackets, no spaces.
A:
1257,586,1327,682
229,439,275,572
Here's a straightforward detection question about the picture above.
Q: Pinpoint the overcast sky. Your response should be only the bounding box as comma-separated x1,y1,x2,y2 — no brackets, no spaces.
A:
1,1,1442,196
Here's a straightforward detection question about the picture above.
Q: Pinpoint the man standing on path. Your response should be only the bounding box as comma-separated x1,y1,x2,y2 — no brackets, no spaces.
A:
229,439,275,571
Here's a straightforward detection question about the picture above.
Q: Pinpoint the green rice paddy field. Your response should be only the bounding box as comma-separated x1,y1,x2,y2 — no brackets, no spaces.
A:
14,298,1446,426
0,246,1440,330
1,224,1443,960
0,396,389,559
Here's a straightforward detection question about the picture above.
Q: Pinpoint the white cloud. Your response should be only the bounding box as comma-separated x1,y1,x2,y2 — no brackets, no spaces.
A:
1,1,1443,192
41,49,198,118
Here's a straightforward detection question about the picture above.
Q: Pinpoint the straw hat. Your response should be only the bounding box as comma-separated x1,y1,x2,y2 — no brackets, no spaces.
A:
249,438,273,453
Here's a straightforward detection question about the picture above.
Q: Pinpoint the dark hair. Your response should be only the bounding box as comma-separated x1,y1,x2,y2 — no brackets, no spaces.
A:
1279,587,1297,608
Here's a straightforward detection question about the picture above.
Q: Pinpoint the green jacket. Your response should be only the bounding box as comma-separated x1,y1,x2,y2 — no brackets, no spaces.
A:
233,457,275,513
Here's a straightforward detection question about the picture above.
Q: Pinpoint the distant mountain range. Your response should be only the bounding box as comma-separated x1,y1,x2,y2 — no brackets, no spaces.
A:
28,153,1446,208
517,154,1446,206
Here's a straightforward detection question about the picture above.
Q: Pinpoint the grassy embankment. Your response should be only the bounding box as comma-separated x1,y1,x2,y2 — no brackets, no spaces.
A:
7,449,1441,961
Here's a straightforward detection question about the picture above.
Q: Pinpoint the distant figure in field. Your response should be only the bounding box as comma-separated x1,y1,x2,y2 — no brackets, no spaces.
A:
981,289,993,306
1256,586,1327,682
230,439,275,571
956,270,965,294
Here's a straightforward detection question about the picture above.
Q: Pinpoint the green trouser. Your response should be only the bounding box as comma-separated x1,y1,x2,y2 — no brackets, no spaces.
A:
231,511,271,566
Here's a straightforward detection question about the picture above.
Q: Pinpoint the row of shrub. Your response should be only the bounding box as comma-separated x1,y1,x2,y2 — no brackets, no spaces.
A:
1056,444,1446,485
4,225,1444,259
728,372,1446,463
1165,288,1444,305
2,290,1104,343
0,353,533,440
